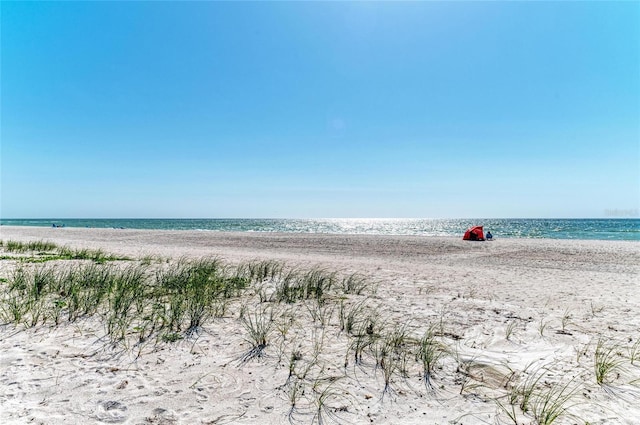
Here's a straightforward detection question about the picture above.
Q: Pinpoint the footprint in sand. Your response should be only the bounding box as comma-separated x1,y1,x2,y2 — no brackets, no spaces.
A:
94,400,128,423
145,408,178,424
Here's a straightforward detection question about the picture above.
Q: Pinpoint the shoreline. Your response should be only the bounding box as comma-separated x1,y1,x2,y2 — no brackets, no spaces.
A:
3,223,640,241
1,225,639,424
2,219,638,242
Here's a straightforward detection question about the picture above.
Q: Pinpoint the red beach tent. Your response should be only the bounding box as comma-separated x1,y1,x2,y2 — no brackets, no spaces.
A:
463,226,485,241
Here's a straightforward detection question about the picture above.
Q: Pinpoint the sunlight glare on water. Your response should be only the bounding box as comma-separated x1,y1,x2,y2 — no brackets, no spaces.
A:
0,218,638,240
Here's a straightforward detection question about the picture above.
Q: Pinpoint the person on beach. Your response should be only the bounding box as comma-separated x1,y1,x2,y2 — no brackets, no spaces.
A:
486,231,493,240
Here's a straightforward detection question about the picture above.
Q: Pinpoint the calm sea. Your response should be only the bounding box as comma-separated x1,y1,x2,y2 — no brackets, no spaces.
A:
1,218,638,241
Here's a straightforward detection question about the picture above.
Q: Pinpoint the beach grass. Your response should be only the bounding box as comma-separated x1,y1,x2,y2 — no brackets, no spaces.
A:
417,324,447,391
240,306,274,363
530,378,578,425
4,239,58,253
496,365,579,425
1,239,130,263
594,337,626,386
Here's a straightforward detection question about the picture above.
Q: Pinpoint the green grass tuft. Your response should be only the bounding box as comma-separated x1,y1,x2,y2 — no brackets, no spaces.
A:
594,338,626,386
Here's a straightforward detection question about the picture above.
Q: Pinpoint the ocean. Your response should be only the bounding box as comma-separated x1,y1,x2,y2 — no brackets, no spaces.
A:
1,218,638,241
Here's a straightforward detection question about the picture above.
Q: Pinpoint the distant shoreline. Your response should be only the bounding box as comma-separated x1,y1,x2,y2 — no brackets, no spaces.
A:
1,217,638,241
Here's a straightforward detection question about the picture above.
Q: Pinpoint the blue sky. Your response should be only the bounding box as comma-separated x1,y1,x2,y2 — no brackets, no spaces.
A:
1,1,638,218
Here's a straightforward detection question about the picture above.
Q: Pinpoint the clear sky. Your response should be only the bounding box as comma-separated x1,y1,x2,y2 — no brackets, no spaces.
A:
1,1,638,219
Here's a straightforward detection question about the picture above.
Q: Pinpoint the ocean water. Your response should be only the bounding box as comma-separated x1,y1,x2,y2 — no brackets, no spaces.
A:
1,218,638,241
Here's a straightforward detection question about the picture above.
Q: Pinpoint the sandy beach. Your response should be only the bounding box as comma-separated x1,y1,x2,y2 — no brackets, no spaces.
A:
0,225,639,425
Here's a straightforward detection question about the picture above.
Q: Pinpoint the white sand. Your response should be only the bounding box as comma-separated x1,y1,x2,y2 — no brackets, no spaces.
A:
0,226,639,424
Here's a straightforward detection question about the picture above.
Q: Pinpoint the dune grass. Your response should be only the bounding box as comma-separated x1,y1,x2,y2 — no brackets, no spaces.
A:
594,338,627,386
240,306,274,363
0,253,381,355
1,239,129,263
496,365,579,425
4,240,58,253
417,324,447,391
530,378,578,425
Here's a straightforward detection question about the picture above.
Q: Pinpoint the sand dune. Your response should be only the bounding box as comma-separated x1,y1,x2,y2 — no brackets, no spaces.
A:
0,226,638,424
